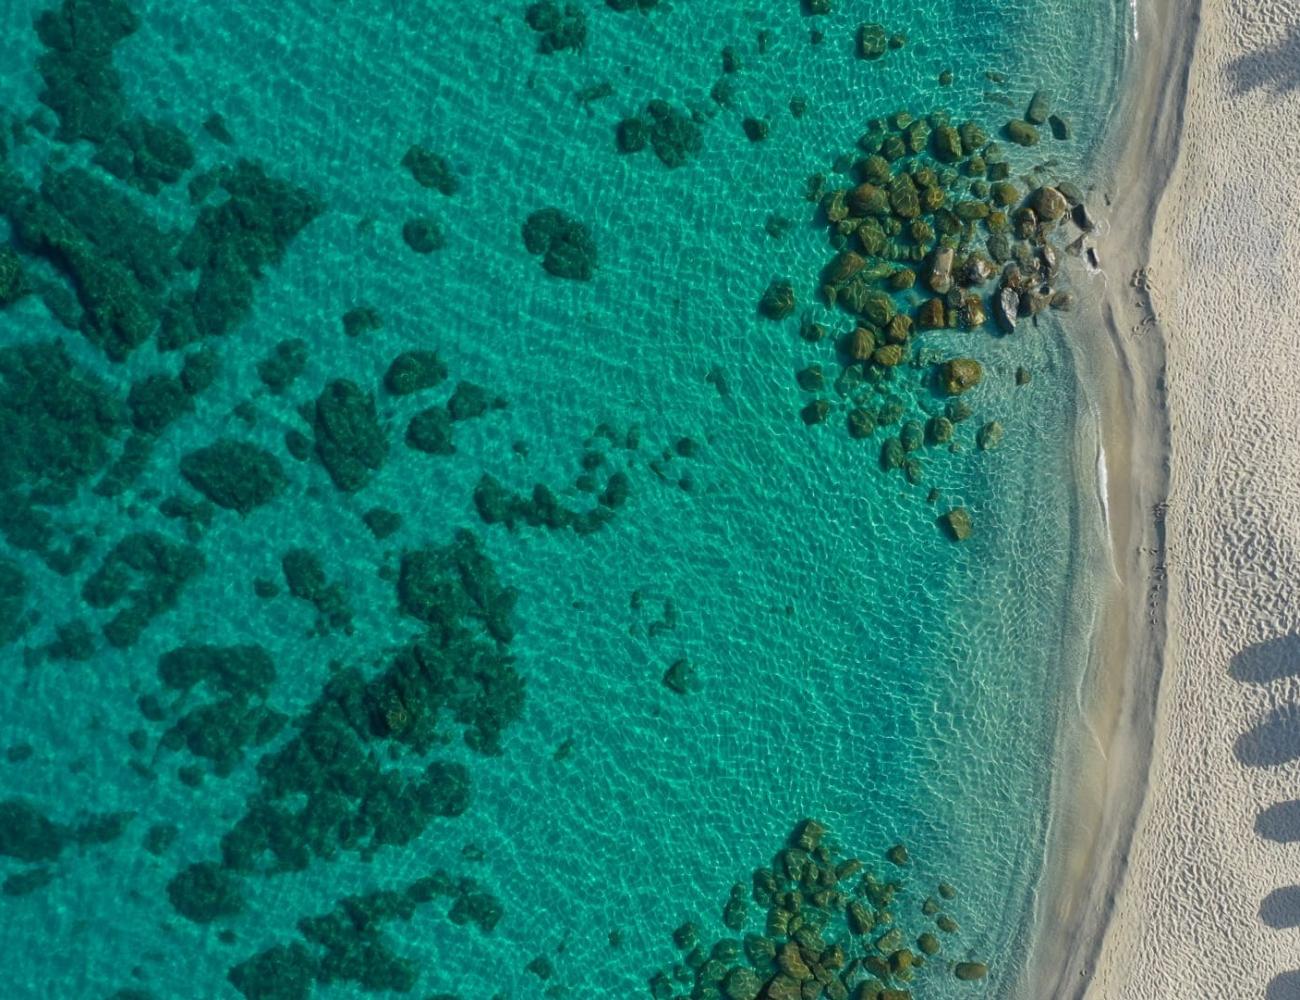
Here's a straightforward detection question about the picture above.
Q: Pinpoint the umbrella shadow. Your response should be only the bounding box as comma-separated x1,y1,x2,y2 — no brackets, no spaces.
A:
1226,19,1300,95
1268,971,1300,999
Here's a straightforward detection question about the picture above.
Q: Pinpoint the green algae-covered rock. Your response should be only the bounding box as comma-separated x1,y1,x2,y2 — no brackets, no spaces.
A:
616,116,648,153
401,216,444,254
342,305,382,339
939,358,982,395
524,1,587,53
0,559,28,645
848,408,876,439
0,338,124,495
930,125,963,163
873,344,905,367
759,278,796,320
992,181,1021,207
976,420,1005,450
82,531,204,647
401,144,458,194
313,379,388,492
940,507,972,541
158,643,275,699
128,374,191,434
34,0,139,143
228,943,318,1000
167,861,244,923
801,399,831,425
0,248,28,307
256,338,308,395
926,416,954,444
181,439,286,514
1004,119,1040,146
521,207,597,279
0,799,65,862
362,507,403,539
448,381,497,421
91,116,195,194
955,961,989,981
406,407,455,454
384,350,446,395
858,23,887,59
646,100,703,168
1026,89,1051,125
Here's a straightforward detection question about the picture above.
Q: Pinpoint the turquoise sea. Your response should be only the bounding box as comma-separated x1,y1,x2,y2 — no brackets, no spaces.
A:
0,0,1130,997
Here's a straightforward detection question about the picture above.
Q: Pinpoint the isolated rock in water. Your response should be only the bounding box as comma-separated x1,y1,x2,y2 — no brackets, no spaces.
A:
167,861,244,923
994,286,1019,333
976,420,1004,450
401,217,444,254
521,207,597,280
955,961,989,981
401,145,458,194
1025,90,1051,125
384,350,447,396
857,23,887,59
405,405,457,452
646,100,702,168
939,358,983,395
941,507,973,541
616,117,647,153
180,440,286,515
662,658,698,694
1049,112,1072,140
759,279,795,320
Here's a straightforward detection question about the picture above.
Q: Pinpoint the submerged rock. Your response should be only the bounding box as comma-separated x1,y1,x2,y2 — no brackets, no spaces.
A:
940,507,973,541
522,207,597,280
313,379,388,492
180,439,284,514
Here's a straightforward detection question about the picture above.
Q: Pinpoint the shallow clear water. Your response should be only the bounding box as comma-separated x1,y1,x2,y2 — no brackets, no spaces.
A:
0,0,1127,997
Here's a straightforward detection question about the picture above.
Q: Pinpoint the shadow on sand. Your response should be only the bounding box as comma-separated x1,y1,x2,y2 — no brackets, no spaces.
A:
1226,18,1300,95
1268,971,1300,999
1232,633,1300,994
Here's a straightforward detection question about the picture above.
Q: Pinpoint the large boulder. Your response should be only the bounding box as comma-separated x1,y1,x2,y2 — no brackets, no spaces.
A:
1032,186,1069,222
927,247,954,294
180,440,286,515
313,379,388,492
939,358,982,395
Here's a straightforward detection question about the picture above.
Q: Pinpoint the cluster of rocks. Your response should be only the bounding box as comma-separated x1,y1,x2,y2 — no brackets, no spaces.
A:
146,528,518,936
152,643,287,779
761,91,1095,537
650,820,988,1000
80,531,204,647
525,1,587,54
522,207,597,280
474,456,631,535
227,871,503,1000
616,100,705,168
281,548,353,633
180,438,286,515
0,797,134,898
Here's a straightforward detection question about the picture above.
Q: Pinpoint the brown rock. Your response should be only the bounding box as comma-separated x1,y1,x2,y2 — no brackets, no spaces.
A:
916,298,946,329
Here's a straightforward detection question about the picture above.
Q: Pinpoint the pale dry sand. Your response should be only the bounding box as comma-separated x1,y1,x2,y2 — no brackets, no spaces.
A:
1071,0,1300,997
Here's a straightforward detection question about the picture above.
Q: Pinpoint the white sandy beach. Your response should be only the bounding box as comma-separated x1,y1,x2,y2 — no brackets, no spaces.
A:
1074,0,1300,996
